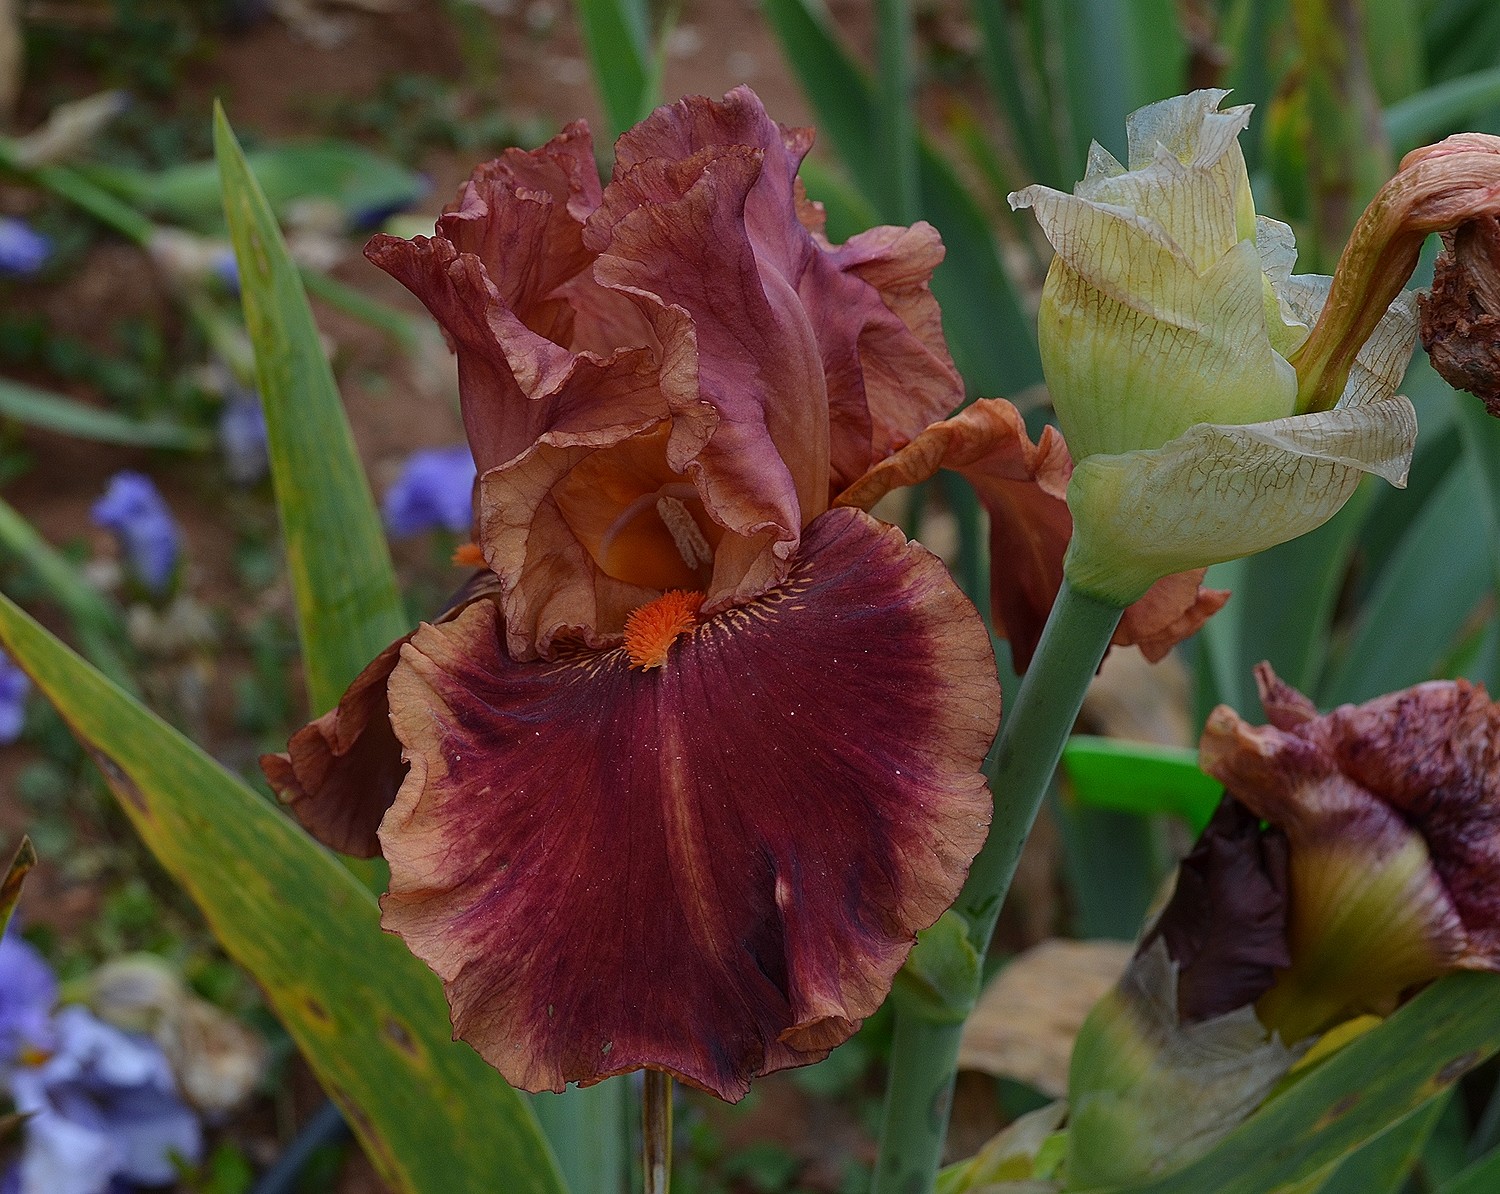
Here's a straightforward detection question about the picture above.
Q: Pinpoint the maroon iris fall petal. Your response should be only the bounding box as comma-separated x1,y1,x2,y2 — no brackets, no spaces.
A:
260,571,501,857
378,508,998,1100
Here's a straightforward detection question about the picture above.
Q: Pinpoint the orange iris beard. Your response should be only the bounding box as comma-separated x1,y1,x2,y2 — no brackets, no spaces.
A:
623,590,705,670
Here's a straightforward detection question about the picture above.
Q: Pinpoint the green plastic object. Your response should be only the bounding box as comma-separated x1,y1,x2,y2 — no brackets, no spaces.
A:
1060,736,1222,834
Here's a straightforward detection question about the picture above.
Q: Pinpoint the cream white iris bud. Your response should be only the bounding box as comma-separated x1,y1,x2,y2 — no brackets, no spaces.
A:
1011,90,1418,605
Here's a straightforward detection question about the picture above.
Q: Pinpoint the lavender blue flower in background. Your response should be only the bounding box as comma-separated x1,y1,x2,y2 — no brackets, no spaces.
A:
0,930,55,1064
7,1007,202,1194
212,247,239,296
382,445,476,538
90,473,181,597
218,386,269,485
0,654,28,745
0,219,51,278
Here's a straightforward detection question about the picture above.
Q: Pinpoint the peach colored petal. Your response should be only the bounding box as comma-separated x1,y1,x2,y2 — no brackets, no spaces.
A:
835,399,1226,670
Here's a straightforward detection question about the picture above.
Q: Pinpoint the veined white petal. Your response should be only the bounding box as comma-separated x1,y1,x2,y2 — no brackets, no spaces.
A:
1281,274,1419,408
1065,397,1419,602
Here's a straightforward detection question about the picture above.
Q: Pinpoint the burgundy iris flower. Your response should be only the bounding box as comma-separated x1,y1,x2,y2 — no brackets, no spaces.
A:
264,88,1218,1100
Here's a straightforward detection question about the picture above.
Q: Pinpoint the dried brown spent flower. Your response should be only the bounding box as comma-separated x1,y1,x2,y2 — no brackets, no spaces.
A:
1420,216,1500,412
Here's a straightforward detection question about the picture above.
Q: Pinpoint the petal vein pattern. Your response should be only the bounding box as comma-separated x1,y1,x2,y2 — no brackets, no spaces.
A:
378,509,997,1100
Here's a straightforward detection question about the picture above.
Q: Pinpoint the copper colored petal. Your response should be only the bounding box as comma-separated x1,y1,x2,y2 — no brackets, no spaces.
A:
435,121,603,344
589,142,830,578
834,399,1227,671
380,508,999,1100
261,572,501,857
596,86,961,522
1118,574,1230,665
813,222,963,483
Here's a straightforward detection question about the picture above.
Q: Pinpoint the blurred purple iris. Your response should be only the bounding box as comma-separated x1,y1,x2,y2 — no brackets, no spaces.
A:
382,445,476,538
0,933,202,1194
0,654,28,745
218,386,269,486
90,473,181,597
7,1008,202,1194
0,220,51,278
212,247,240,295
0,932,55,1062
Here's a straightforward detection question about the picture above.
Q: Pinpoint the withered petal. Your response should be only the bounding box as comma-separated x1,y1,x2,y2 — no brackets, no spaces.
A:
1141,797,1290,1023
1419,219,1500,411
379,508,998,1100
260,571,501,857
1318,678,1500,958
835,399,1226,671
1199,668,1497,1023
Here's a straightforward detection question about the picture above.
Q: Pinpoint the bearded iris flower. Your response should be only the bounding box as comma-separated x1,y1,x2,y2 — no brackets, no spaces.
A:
382,445,478,538
0,930,203,1194
264,88,1221,1101
91,472,181,598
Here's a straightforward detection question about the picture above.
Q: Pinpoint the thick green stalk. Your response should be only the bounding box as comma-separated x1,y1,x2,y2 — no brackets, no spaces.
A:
872,580,1123,1193
957,581,1124,949
875,0,918,223
873,1007,966,1193
530,1080,629,1194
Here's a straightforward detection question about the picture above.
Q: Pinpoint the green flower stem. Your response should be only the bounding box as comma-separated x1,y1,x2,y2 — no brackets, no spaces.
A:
959,580,1124,947
873,1004,967,1194
643,1071,673,1194
872,579,1124,1194
875,0,918,224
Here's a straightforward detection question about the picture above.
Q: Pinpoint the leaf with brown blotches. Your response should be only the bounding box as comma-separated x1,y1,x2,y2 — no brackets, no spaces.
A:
0,835,35,937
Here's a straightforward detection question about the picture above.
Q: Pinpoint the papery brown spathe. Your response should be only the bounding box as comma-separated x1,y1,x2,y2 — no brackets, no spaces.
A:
1420,216,1500,412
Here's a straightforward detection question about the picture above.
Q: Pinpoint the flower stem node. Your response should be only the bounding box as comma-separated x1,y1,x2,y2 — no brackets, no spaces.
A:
891,910,981,1025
